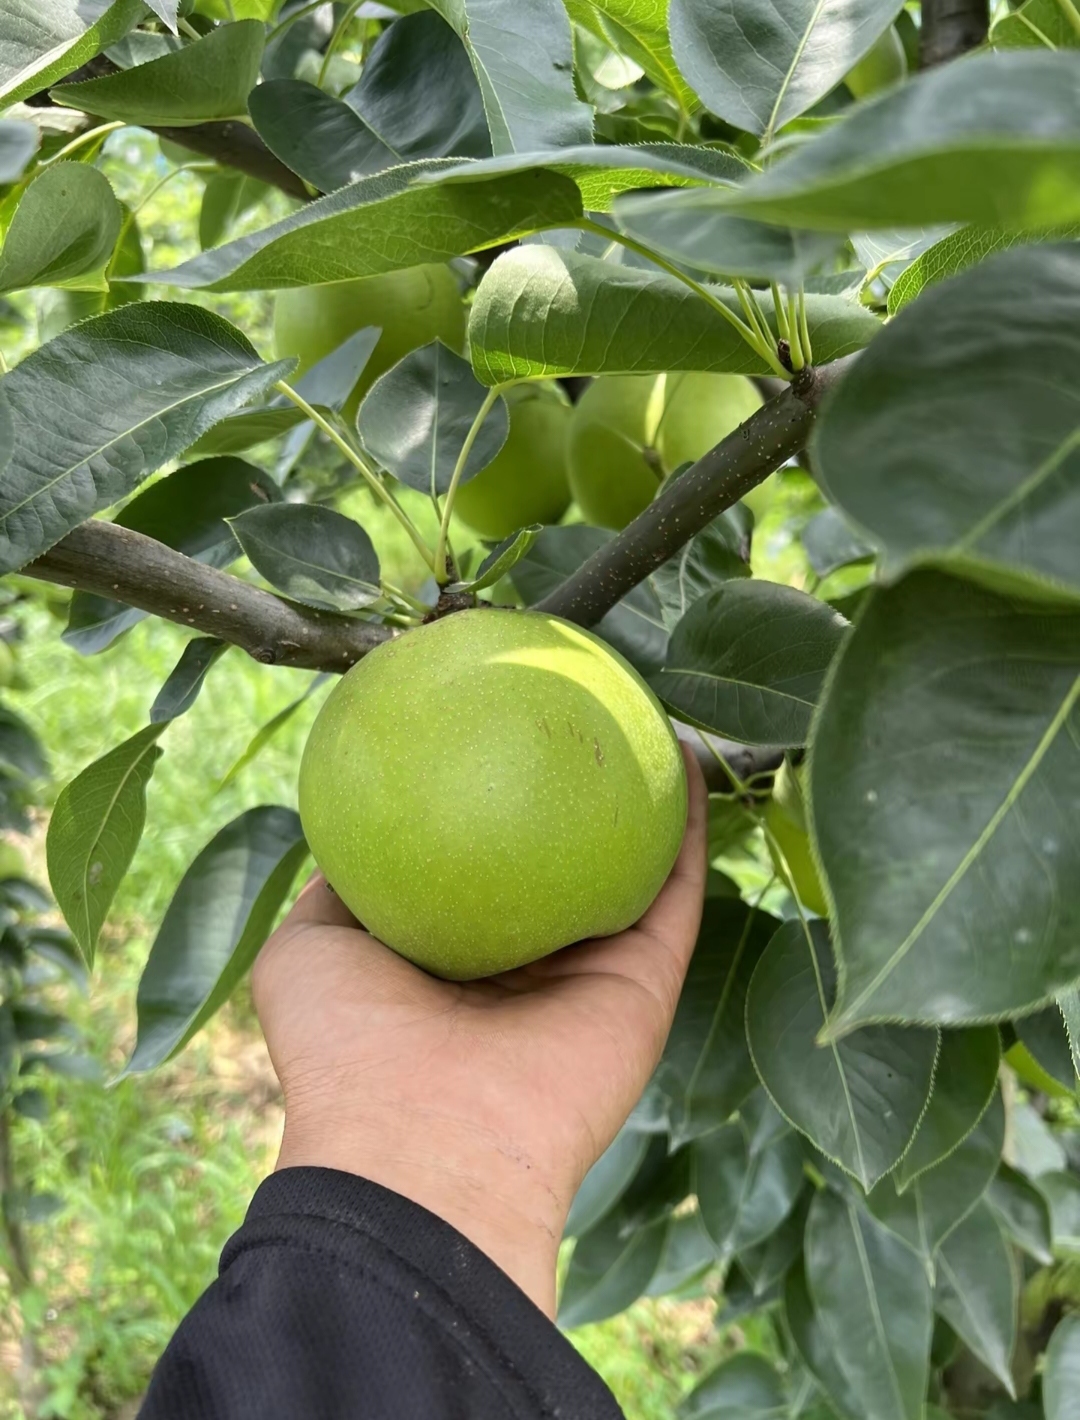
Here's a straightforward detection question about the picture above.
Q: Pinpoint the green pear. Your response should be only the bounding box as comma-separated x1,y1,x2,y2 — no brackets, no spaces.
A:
273,264,466,425
299,609,687,979
453,383,573,539
568,372,763,529
844,25,907,100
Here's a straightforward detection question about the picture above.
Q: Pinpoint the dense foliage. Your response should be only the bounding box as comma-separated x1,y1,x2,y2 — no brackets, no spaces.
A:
2,0,1080,1415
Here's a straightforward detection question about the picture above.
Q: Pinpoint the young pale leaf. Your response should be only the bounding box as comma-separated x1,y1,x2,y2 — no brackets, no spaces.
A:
805,1189,933,1420
894,1027,1001,1189
887,227,1078,316
149,639,228,724
46,725,166,966
449,526,540,595
558,1208,669,1328
650,512,750,633
817,245,1080,592
680,1352,787,1420
566,0,695,110
52,21,264,126
0,305,290,574
668,0,902,142
746,918,938,1191
784,1262,863,1420
713,52,1080,231
424,0,591,154
812,569,1080,1035
987,1164,1054,1264
934,1204,1018,1395
653,582,849,747
1015,1005,1077,1090
216,677,329,795
565,1122,651,1238
0,119,38,182
347,11,490,164
694,1117,804,1259
1045,1314,1080,1420
358,342,509,498
658,897,780,1147
0,164,120,295
229,504,381,613
469,246,881,383
124,806,308,1075
509,524,667,677
249,81,398,193
65,456,278,655
140,162,582,292
0,0,144,105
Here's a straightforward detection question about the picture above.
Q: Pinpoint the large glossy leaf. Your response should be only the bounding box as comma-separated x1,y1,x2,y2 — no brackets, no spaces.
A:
46,725,166,967
746,919,938,1190
0,0,143,105
0,306,289,574
558,1207,668,1327
149,639,228,724
0,164,120,296
894,1027,1001,1189
987,1164,1053,1264
140,162,582,292
785,1261,862,1420
681,1353,787,1420
817,245,1080,593
124,807,308,1074
424,0,591,154
935,1204,1018,1395
53,21,264,127
228,504,381,612
715,52,1080,231
346,11,490,164
1045,1314,1080,1420
565,1122,651,1238
657,897,779,1147
652,581,848,748
249,81,397,193
509,524,668,677
566,0,695,111
806,1188,933,1420
469,246,880,383
694,1114,805,1258
357,341,508,497
0,121,37,182
812,569,1080,1035
65,457,277,655
668,0,901,142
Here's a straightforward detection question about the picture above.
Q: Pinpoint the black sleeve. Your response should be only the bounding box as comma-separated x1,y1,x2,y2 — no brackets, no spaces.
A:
138,1166,624,1420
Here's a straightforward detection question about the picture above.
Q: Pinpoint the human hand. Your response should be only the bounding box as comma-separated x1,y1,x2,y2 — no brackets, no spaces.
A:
252,742,708,1316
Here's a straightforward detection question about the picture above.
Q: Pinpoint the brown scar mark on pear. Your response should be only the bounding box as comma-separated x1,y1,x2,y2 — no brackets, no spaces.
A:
536,717,552,738
594,738,605,766
612,806,619,827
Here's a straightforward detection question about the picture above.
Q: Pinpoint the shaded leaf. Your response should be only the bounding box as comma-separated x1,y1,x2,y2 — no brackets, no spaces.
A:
650,511,750,633
935,1203,1018,1395
0,119,38,181
986,1163,1054,1264
1015,1005,1077,1090
1038,1171,1080,1252
737,1191,810,1298
46,725,165,967
694,1115,805,1258
558,1208,668,1327
0,0,144,106
785,1260,863,1420
150,639,228,724
802,507,875,580
449,526,541,595
216,676,329,794
199,170,270,251
1045,1313,1080,1420
0,705,47,781
680,1352,787,1420
124,806,308,1074
895,1027,1001,1190
249,81,398,193
229,504,380,612
565,1121,651,1238
645,1208,718,1298
0,163,119,295
1010,1101,1068,1178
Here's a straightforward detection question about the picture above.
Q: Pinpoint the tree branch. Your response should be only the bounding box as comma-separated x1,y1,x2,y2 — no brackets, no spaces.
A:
919,0,990,67
150,122,311,202
22,522,392,672
538,356,856,629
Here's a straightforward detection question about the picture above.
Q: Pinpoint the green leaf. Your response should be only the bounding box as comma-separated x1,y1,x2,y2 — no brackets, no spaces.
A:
469,246,880,382
46,725,166,967
0,305,289,574
934,1204,1018,1396
249,81,398,193
805,1188,933,1420
736,1191,810,1298
449,526,541,595
887,227,1079,316
565,1122,651,1238
785,1260,863,1420
645,1207,718,1298
894,1027,1001,1190
558,1207,668,1327
0,120,38,183
0,0,144,106
0,164,120,295
986,1164,1054,1264
1015,1005,1077,1090
216,676,329,794
817,244,1080,593
745,918,938,1191
149,638,227,723
657,897,780,1147
357,341,508,497
653,581,849,747
992,0,1080,50
694,1112,805,1258
0,705,48,781
65,456,278,655
1060,985,1080,1073
1011,1101,1068,1178
1037,1171,1080,1252
124,806,308,1074
346,11,490,164
1045,1314,1080,1420
509,524,668,677
424,0,592,153
228,504,381,612
199,171,270,251
139,162,583,292
801,507,875,579
715,52,1080,231
52,21,265,127
812,569,1080,1035
668,0,901,142
650,511,751,633
680,1353,787,1420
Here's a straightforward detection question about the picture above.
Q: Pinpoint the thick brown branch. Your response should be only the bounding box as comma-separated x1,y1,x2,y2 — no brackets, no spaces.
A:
22,522,392,672
151,122,311,202
919,0,990,66
538,356,856,629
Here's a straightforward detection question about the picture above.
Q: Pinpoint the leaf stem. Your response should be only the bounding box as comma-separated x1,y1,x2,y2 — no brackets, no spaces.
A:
265,0,328,40
580,219,790,379
380,579,430,615
1054,0,1080,38
770,282,790,341
274,381,436,570
42,120,125,166
177,16,201,39
733,278,775,353
434,385,503,583
797,288,813,367
786,291,805,371
317,0,364,88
